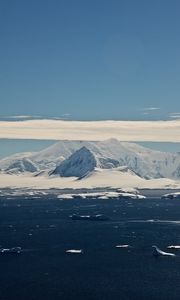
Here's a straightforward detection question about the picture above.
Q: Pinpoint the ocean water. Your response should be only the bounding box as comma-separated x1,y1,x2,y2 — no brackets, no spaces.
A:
0,196,180,300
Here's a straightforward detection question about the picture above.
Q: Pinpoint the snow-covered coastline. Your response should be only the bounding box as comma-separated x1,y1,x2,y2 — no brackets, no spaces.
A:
0,168,179,190
0,171,179,198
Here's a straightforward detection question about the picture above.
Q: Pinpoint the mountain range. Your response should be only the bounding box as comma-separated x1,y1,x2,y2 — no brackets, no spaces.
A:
0,139,179,180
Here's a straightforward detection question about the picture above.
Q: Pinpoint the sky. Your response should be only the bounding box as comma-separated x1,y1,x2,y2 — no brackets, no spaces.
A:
0,0,180,156
1,0,180,120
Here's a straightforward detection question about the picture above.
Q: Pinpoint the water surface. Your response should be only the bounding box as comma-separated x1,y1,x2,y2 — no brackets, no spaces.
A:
0,196,180,300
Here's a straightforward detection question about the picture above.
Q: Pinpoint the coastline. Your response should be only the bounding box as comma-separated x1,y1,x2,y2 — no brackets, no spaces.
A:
0,186,180,199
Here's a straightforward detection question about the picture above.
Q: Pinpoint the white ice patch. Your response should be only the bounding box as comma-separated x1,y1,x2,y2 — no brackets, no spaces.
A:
66,249,83,254
162,192,180,199
57,194,74,199
167,245,180,249
57,191,146,200
116,245,130,248
152,246,176,257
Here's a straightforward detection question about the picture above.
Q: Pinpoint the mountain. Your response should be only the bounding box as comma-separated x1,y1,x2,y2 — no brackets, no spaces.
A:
44,139,180,179
0,139,180,179
0,152,33,170
51,146,120,177
3,158,39,174
51,147,98,177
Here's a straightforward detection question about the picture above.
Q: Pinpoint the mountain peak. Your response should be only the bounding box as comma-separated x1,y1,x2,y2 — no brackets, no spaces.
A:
51,146,98,177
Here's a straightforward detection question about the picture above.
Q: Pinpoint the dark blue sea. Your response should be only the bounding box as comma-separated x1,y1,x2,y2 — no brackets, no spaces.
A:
0,196,180,300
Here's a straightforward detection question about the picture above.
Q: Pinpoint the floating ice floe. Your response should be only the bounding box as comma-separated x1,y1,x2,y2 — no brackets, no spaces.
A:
152,245,175,257
66,249,83,254
167,245,180,249
116,245,130,248
58,191,146,200
71,214,109,221
161,192,180,200
0,246,22,254
58,194,74,199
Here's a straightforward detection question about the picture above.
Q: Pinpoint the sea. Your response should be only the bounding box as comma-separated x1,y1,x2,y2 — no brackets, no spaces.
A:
0,195,180,300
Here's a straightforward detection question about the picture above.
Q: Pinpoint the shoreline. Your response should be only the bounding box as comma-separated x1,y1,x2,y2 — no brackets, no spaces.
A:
0,187,180,198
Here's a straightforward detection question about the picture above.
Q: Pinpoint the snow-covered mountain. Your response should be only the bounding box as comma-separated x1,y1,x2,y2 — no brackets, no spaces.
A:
46,139,180,179
3,158,39,174
0,139,180,179
0,152,33,170
51,146,120,177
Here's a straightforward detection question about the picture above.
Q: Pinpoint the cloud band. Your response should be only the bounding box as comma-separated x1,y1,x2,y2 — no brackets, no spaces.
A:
0,119,180,142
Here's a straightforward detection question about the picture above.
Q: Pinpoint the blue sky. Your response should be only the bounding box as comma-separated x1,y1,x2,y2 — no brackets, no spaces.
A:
1,0,180,120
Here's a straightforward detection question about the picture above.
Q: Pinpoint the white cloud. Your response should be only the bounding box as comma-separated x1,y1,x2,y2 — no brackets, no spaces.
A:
0,119,180,142
8,115,33,119
0,115,43,120
142,107,160,111
169,112,180,119
169,115,180,119
0,115,72,121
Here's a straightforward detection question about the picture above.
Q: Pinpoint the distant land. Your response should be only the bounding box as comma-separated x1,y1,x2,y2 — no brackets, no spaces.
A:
0,139,179,198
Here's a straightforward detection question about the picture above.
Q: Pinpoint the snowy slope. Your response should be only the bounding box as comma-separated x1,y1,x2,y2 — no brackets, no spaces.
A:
0,168,179,191
4,158,39,174
77,166,145,188
0,152,33,170
51,147,98,177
